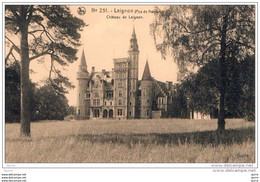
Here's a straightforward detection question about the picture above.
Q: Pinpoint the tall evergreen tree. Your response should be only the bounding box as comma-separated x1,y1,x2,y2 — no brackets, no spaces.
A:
5,5,85,136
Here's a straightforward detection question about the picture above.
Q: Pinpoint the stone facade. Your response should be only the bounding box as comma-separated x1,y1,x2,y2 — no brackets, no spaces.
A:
76,28,175,119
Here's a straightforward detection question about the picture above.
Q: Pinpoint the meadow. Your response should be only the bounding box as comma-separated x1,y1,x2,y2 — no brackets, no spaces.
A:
5,118,255,163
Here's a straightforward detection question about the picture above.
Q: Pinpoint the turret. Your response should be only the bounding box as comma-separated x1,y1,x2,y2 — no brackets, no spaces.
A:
140,60,153,118
76,50,89,119
127,27,139,118
128,27,139,53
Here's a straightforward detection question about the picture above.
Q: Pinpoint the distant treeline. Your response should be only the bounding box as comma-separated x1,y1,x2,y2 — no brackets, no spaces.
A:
171,55,255,120
5,60,75,123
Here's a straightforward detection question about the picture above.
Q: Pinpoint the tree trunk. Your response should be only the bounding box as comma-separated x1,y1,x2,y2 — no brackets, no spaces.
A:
218,13,228,131
20,16,31,136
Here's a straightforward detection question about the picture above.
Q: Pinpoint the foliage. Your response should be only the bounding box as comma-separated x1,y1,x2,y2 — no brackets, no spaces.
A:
5,5,85,135
171,84,189,118
5,61,70,122
5,5,85,94
5,60,38,123
180,55,255,120
34,83,69,120
67,106,76,115
151,5,254,66
151,5,255,129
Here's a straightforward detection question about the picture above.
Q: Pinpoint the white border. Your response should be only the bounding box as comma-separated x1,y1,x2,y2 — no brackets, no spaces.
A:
2,1,258,170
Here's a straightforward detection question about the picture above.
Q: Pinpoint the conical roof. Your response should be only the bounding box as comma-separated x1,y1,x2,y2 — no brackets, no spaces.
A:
80,49,87,67
142,60,152,80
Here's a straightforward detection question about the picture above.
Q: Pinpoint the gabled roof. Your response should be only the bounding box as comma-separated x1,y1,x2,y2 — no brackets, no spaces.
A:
156,81,169,96
142,60,152,80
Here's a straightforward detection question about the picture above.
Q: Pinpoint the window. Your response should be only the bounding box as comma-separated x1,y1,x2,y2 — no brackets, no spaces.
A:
147,109,149,116
106,92,113,99
147,99,149,103
118,109,123,116
86,93,91,98
104,102,106,106
118,83,123,88
162,98,164,104
78,109,80,115
119,90,123,97
129,111,131,116
129,102,132,106
143,91,146,96
93,99,101,106
110,101,112,106
118,99,122,106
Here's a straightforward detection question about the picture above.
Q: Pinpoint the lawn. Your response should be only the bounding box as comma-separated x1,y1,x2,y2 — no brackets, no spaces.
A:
5,118,255,163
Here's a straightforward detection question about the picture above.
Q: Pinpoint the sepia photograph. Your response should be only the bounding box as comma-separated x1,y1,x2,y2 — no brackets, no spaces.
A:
4,3,256,167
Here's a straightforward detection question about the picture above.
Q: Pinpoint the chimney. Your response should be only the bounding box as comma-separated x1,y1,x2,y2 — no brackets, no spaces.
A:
92,66,95,72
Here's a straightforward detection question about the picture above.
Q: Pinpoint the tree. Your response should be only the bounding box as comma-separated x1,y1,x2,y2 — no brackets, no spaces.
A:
5,5,85,136
180,54,255,120
34,83,69,120
5,60,38,123
5,60,21,122
151,5,255,130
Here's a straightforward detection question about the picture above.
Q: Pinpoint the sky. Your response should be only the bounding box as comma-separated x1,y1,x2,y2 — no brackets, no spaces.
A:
28,5,178,106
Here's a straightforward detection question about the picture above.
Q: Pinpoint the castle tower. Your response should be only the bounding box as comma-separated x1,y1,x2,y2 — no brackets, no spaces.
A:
140,60,153,119
76,50,89,119
127,27,139,118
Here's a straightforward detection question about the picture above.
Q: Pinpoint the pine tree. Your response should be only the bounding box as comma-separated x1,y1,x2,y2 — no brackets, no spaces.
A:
5,5,85,136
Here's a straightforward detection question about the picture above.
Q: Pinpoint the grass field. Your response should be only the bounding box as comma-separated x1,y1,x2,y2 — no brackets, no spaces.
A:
5,118,255,163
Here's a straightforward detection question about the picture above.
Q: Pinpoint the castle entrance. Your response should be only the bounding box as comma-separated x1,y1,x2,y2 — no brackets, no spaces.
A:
109,109,113,118
93,109,100,118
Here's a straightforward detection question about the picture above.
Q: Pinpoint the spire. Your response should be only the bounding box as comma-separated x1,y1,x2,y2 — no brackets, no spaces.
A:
132,25,136,38
128,26,139,52
142,60,152,80
78,49,88,72
80,49,87,67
